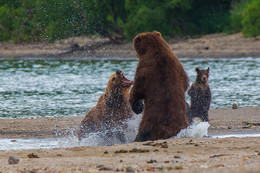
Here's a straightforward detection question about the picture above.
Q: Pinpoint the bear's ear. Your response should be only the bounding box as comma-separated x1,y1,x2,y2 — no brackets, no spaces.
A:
153,31,161,37
134,36,142,44
207,67,210,72
195,68,200,73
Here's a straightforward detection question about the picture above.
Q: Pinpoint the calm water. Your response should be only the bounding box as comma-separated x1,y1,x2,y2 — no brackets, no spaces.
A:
0,58,259,118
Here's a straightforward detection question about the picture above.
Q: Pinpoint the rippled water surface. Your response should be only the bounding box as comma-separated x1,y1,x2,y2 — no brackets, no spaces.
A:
0,58,259,118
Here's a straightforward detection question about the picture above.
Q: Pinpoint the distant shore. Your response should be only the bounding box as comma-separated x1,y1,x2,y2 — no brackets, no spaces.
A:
0,33,260,59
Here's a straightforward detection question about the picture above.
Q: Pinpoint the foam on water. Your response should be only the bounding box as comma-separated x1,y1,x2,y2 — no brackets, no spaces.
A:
213,134,260,138
176,121,211,138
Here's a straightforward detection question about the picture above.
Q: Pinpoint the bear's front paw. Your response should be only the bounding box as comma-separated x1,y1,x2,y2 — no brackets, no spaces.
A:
131,100,144,114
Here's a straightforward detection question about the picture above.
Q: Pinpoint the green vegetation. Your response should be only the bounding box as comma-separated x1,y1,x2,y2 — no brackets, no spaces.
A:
0,0,259,43
224,0,254,34
242,0,260,37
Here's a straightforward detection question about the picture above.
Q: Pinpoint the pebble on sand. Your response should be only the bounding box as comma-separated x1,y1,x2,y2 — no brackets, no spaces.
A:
232,103,238,109
8,156,19,164
126,166,135,172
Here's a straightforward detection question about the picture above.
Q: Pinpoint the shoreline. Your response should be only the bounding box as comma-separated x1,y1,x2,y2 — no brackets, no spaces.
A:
1,137,260,173
1,56,260,61
0,33,260,59
0,106,259,139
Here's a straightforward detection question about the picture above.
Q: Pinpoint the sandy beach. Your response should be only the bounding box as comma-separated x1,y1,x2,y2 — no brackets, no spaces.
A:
0,106,260,172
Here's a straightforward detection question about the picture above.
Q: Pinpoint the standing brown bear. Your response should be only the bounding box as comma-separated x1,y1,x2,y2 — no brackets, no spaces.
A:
78,70,134,142
187,67,211,123
130,31,190,142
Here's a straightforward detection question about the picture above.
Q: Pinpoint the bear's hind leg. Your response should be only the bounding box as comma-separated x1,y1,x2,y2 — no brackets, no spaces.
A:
201,112,209,122
134,128,151,142
186,103,193,124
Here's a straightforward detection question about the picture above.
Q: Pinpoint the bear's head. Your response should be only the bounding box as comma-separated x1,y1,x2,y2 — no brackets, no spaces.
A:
133,31,163,57
195,67,210,84
105,70,133,95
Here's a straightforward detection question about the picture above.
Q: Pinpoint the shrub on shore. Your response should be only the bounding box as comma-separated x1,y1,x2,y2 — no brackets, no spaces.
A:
242,0,260,37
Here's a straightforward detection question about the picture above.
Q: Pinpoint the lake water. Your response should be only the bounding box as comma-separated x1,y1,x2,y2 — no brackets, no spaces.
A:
0,57,259,118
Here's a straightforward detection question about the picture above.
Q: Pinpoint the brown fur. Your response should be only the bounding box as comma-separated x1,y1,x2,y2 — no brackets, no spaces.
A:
129,31,190,142
78,70,133,141
187,67,211,123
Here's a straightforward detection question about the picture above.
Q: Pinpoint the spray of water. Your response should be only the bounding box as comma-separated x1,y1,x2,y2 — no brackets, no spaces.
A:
78,114,142,146
77,115,210,146
176,121,210,138
0,117,210,150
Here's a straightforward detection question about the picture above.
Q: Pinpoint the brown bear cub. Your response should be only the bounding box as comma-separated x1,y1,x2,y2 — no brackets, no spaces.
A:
130,31,190,142
78,70,134,142
187,67,211,123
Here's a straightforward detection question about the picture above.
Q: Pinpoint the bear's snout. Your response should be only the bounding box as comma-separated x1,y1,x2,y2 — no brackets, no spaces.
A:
202,75,207,82
116,70,122,76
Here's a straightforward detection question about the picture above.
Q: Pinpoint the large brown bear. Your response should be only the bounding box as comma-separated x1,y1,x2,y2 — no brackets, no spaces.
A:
187,67,211,123
78,70,134,142
129,31,190,142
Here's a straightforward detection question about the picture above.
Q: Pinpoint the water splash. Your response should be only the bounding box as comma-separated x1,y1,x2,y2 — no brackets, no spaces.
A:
78,114,142,146
124,114,143,143
78,115,210,146
176,121,210,138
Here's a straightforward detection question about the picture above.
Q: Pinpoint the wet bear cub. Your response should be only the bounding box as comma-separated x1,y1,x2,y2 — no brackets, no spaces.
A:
187,67,211,123
78,70,134,142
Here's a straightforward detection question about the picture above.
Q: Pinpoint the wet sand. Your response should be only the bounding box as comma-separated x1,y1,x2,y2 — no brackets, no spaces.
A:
0,106,260,172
